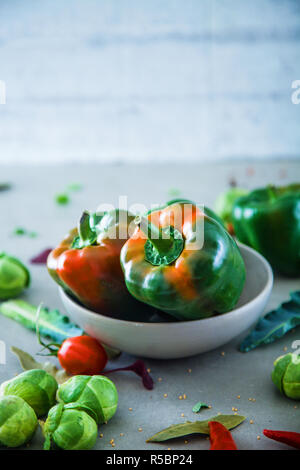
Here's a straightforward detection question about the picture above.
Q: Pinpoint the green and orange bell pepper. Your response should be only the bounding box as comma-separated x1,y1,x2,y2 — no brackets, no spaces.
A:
47,209,142,316
120,200,245,320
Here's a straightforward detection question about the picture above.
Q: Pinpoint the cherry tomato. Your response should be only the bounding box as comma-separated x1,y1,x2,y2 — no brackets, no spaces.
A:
57,336,108,375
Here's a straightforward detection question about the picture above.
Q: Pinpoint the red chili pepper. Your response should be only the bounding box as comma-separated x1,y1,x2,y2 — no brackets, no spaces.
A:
209,421,238,450
57,336,108,375
263,429,300,449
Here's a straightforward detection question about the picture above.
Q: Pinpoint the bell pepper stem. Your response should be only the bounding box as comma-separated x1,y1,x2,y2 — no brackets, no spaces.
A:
78,211,94,244
136,215,174,255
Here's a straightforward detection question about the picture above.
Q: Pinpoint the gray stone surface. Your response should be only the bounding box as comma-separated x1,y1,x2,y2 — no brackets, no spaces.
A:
0,160,300,450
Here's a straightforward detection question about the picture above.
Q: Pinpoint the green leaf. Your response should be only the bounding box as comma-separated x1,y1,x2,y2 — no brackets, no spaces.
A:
55,193,70,205
167,188,181,197
11,346,42,370
146,415,245,442
11,346,71,385
0,299,83,344
0,182,11,191
240,291,300,352
192,402,209,413
67,183,83,192
12,227,38,237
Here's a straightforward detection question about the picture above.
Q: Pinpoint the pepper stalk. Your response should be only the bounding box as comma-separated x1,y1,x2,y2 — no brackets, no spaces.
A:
135,215,184,266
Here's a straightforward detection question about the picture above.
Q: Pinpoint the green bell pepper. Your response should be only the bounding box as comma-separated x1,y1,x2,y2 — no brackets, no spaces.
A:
232,184,300,277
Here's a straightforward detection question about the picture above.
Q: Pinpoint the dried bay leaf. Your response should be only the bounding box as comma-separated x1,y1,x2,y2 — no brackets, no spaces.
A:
146,415,245,442
11,346,71,384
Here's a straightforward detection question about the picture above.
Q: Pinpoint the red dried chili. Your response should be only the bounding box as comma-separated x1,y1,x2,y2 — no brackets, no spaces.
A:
263,429,300,449
209,421,238,450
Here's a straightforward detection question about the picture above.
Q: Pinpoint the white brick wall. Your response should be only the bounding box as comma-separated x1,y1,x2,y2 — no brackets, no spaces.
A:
0,0,299,164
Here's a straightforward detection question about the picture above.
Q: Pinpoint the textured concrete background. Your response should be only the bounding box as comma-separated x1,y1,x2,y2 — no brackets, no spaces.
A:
0,160,300,450
0,0,300,164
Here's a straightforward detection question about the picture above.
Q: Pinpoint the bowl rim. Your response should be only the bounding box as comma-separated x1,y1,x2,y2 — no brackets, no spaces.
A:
59,242,273,328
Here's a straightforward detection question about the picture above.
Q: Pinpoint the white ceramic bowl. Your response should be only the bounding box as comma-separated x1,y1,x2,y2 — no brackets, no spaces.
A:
59,243,273,359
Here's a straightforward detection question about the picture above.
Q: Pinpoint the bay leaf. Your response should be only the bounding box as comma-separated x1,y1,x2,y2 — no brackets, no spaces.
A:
11,346,43,370
11,346,71,384
146,414,245,442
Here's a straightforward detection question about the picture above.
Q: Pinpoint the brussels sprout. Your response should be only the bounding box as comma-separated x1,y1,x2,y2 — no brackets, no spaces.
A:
43,403,98,450
272,353,300,399
0,253,30,300
57,375,118,424
0,369,58,416
0,395,37,447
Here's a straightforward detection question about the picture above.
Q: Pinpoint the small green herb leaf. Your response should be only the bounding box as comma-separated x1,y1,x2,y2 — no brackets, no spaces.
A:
167,188,181,197
240,291,300,352
67,183,83,192
146,415,245,442
192,402,209,413
13,227,38,237
55,193,70,205
0,183,11,191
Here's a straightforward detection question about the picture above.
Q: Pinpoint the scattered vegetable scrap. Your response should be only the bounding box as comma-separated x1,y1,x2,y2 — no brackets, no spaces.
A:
240,291,300,352
209,421,238,450
66,183,83,192
55,193,69,205
105,360,154,390
0,299,83,343
13,227,37,237
0,182,11,191
263,429,300,449
146,415,245,442
30,248,53,264
167,187,181,197
54,182,83,206
192,401,209,413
